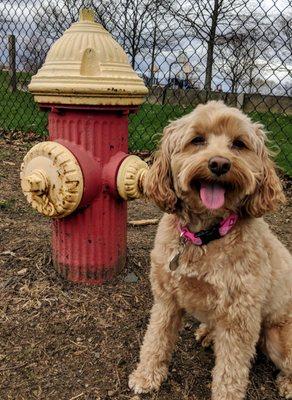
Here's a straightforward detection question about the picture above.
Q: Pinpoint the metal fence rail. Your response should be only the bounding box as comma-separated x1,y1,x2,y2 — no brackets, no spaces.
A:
0,0,291,174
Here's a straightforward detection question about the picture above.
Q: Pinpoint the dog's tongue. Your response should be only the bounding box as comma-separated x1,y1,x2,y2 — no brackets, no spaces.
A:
200,182,225,210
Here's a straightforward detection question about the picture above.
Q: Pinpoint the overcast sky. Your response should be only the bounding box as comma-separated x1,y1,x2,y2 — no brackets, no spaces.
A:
0,0,291,95
0,0,291,23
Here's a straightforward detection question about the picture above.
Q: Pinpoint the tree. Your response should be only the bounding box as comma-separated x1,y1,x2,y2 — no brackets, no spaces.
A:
140,22,177,85
21,36,50,74
34,0,163,70
214,26,266,94
144,0,174,85
114,0,156,69
34,1,109,41
166,0,251,92
273,12,292,66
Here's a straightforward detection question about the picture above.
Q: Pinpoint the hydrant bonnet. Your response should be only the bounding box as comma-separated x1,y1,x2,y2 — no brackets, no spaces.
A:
28,9,148,106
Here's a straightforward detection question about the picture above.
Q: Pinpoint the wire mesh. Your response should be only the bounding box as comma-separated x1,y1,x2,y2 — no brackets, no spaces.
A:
0,0,291,174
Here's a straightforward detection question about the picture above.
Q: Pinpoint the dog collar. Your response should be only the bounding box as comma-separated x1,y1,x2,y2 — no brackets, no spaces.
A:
179,213,238,246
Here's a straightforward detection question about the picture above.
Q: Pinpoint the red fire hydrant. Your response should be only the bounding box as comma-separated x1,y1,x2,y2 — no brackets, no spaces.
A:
20,9,148,285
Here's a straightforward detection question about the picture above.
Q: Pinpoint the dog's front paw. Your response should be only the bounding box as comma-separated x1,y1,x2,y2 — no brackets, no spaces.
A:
277,373,292,399
195,323,214,348
128,364,168,394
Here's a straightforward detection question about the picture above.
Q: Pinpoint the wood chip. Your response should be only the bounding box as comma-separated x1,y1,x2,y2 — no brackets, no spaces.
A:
2,161,16,166
17,268,28,276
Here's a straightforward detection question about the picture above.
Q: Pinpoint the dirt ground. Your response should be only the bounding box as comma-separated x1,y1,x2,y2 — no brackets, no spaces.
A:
0,132,291,400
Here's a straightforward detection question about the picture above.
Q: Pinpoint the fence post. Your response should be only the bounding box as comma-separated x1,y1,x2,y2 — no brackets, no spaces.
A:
8,34,17,92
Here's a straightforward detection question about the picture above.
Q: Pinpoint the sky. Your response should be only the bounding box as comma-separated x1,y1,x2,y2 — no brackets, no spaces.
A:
0,0,291,94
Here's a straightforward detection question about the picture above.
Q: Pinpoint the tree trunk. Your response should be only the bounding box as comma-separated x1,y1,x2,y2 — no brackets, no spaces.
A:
131,52,136,69
150,6,158,86
204,0,220,93
231,78,236,94
247,47,256,94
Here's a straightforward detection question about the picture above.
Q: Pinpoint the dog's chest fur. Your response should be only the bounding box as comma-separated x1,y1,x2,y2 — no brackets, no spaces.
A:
175,275,218,322
172,244,238,321
151,214,266,323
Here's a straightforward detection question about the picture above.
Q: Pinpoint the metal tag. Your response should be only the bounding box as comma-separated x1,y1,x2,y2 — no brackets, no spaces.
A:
169,237,186,271
169,252,180,271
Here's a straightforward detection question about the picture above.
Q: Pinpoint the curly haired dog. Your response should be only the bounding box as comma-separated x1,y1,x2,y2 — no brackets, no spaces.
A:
129,101,292,399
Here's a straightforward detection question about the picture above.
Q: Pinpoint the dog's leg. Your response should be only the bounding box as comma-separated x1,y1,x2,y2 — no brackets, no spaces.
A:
129,297,183,394
263,321,292,399
211,311,261,400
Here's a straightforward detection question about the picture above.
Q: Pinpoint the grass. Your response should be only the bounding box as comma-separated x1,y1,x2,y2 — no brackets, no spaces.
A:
0,71,48,134
250,111,292,175
129,103,192,151
0,71,291,175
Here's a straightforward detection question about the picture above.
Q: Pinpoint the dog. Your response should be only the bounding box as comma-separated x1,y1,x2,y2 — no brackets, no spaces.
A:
129,101,292,399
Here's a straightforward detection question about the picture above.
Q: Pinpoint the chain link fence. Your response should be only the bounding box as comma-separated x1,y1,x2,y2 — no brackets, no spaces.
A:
0,0,291,174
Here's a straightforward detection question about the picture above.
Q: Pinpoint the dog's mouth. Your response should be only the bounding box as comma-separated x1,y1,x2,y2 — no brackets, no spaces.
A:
192,180,235,210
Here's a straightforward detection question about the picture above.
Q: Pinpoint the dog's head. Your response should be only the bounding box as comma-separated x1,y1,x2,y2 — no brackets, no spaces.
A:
144,101,285,217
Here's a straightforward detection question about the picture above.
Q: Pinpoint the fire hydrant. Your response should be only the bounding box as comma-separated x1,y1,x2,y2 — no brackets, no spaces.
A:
20,9,149,284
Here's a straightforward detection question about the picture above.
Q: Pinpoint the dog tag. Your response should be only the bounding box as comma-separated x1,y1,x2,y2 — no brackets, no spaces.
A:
169,237,186,271
169,252,180,271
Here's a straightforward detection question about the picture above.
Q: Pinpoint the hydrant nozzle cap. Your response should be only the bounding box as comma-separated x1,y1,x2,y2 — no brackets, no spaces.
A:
28,8,148,106
20,142,84,218
117,155,149,200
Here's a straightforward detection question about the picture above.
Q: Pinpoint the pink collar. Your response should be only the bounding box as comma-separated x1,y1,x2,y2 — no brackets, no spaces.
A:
179,213,239,246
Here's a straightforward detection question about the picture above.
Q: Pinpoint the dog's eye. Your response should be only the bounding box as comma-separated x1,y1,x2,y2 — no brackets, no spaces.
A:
191,135,205,145
232,139,247,150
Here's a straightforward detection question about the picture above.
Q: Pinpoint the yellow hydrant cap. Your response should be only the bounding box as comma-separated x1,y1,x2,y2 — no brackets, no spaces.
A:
117,155,149,200
20,142,84,218
28,9,148,106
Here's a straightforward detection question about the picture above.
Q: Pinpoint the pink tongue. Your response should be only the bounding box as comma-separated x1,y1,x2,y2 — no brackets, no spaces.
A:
200,182,225,210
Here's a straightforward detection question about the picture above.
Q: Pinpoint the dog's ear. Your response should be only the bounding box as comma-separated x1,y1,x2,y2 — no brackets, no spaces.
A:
243,124,286,217
144,124,178,212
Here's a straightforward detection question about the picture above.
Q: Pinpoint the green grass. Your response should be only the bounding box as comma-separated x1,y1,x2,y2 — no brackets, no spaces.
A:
0,71,48,134
0,71,291,175
250,111,292,176
129,103,192,151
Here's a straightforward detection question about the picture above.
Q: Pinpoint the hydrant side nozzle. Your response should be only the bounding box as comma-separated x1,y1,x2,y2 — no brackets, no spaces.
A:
117,155,149,201
138,168,148,194
20,141,84,218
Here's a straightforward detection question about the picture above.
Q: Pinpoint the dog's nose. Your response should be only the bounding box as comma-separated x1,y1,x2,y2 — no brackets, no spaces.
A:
208,157,231,176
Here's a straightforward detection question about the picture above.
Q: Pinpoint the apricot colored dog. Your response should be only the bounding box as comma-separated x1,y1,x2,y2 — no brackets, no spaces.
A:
129,101,292,399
